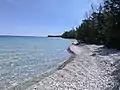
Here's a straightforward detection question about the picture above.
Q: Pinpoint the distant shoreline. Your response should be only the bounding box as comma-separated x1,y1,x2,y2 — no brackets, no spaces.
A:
47,35,62,37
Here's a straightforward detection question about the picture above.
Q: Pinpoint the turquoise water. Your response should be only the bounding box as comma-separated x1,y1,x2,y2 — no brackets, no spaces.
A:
0,36,70,89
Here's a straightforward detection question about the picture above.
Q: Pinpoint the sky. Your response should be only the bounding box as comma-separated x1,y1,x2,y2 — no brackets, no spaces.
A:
0,0,100,36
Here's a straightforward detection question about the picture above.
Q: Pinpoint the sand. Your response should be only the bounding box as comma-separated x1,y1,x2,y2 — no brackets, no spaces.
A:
26,44,120,90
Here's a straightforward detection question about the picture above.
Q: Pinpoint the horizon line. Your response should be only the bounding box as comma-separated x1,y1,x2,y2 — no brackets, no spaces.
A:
0,35,48,37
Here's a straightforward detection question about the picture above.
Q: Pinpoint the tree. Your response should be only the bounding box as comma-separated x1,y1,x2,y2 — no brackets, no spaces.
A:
62,29,76,39
62,0,120,49
104,0,120,48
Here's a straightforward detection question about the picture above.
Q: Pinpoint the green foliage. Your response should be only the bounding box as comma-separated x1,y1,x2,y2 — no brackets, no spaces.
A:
103,0,120,49
62,0,120,49
62,29,76,39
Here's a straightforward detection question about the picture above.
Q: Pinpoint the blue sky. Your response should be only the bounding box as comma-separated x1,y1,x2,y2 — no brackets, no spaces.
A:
0,0,100,36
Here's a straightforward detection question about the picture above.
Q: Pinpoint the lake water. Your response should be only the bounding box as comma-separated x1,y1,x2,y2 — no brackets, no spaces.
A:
0,36,71,89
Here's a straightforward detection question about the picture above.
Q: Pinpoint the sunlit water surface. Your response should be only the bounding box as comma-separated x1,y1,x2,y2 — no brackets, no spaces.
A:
0,36,70,89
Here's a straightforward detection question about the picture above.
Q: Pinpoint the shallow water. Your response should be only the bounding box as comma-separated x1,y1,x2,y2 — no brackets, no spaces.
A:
0,36,70,89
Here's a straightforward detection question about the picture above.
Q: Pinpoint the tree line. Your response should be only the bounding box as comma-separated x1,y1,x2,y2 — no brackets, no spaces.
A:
62,0,120,49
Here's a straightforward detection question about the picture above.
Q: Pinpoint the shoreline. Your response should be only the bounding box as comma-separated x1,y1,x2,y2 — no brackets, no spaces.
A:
7,45,76,90
26,44,120,90
7,67,57,90
6,44,120,90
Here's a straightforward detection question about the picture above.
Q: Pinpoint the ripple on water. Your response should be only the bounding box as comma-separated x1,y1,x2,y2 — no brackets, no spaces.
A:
0,37,70,89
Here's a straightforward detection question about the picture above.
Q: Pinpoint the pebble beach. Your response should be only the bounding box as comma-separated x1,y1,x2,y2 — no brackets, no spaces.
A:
26,44,120,90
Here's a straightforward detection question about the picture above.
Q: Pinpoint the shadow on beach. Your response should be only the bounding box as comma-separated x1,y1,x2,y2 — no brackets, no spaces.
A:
92,46,120,90
93,46,120,56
